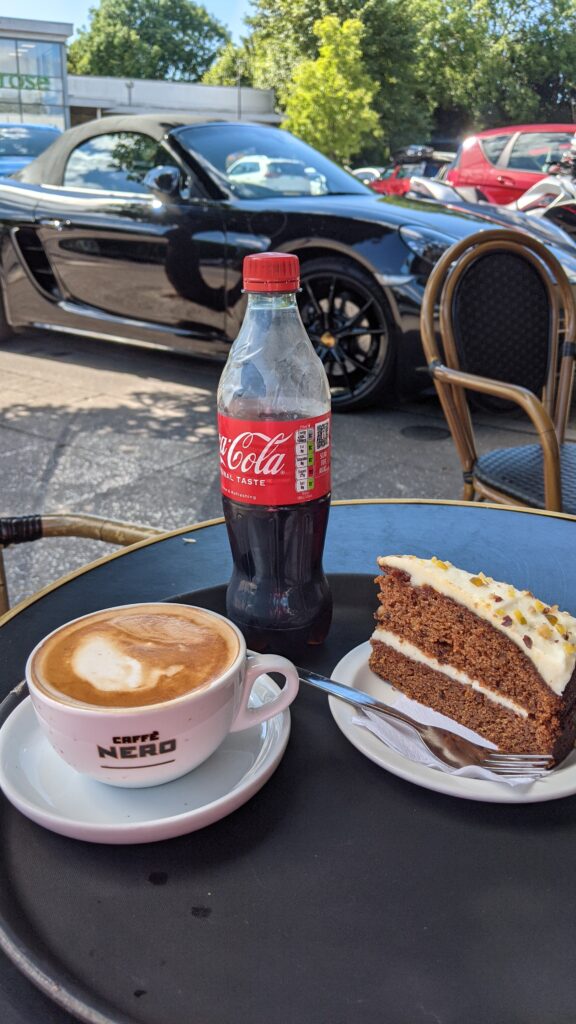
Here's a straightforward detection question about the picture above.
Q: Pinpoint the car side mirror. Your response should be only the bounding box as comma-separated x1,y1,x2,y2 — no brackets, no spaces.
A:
143,166,181,197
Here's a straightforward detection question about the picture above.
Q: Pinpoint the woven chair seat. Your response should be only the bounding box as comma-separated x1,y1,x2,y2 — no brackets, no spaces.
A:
475,444,576,514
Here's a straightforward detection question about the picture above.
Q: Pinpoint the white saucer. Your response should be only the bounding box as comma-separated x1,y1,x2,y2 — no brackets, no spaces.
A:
0,678,290,844
329,642,576,804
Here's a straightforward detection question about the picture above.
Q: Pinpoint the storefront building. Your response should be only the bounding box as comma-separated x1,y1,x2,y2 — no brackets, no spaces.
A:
0,17,279,131
0,18,71,129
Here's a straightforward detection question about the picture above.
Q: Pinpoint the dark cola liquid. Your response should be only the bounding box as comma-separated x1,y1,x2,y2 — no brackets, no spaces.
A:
222,493,332,654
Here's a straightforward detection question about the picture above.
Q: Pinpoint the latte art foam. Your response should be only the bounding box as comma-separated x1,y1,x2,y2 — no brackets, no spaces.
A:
32,605,240,709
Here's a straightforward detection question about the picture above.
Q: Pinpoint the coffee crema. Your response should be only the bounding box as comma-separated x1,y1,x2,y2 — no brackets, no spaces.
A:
31,604,240,709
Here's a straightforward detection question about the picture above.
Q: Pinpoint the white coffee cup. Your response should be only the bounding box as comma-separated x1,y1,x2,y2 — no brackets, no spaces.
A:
25,603,299,788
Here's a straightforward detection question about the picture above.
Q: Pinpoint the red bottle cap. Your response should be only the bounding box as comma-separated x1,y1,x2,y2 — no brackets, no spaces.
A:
243,252,300,292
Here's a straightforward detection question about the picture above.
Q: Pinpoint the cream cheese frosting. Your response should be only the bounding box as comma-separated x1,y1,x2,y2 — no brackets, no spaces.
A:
376,555,576,695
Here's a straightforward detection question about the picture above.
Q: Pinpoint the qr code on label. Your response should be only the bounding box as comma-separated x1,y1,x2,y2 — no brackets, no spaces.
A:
315,419,330,451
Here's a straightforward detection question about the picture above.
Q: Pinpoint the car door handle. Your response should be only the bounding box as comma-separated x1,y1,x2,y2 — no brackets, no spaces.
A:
496,175,513,185
37,218,71,230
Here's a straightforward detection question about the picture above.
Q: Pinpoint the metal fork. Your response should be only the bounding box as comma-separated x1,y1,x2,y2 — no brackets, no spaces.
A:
297,668,554,777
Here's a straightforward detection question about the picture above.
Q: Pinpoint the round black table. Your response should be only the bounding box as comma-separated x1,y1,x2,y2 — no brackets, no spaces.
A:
1,500,576,1024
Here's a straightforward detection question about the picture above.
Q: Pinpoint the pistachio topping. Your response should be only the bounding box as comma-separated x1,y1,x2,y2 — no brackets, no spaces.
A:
432,557,450,570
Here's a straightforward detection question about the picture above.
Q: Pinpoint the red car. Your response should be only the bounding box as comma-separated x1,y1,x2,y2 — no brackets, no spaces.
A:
446,123,575,204
369,148,455,196
370,163,418,195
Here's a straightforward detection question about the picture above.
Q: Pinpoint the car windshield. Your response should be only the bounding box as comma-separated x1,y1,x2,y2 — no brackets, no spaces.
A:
0,126,59,157
174,124,367,198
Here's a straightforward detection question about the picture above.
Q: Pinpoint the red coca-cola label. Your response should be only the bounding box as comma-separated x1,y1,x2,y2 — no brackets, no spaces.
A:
218,413,331,505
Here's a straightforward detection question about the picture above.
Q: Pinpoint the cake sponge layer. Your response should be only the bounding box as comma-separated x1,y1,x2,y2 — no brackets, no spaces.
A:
369,640,575,758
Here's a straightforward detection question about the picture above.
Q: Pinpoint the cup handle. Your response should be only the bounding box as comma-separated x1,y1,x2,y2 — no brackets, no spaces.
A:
229,653,299,732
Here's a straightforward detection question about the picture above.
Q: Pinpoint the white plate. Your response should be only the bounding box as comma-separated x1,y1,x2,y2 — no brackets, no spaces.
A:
0,678,290,844
328,642,576,804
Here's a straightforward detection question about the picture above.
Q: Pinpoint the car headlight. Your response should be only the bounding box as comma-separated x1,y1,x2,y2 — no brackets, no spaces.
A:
399,224,455,266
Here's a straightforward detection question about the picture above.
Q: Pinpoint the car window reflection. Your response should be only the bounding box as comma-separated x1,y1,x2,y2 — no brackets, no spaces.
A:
63,132,182,194
175,124,365,198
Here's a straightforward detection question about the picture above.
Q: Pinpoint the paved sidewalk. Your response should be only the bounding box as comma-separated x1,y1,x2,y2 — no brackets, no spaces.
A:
1,331,573,607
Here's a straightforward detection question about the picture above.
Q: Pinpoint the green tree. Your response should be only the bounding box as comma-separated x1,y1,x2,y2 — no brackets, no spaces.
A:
207,0,576,154
202,41,254,86
486,0,576,122
282,15,381,164
240,0,431,154
407,0,576,131
358,0,431,151
68,0,229,81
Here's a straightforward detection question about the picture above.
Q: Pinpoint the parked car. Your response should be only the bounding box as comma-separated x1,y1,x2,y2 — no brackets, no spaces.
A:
226,154,323,194
369,147,456,196
401,169,576,259
445,124,575,204
350,166,389,185
0,123,61,177
406,176,477,204
2,115,576,411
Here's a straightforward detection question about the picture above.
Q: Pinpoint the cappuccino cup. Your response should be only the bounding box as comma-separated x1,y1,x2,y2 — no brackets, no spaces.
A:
25,603,299,788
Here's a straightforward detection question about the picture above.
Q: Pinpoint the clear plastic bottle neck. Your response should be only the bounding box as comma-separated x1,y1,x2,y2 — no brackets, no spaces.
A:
245,290,298,310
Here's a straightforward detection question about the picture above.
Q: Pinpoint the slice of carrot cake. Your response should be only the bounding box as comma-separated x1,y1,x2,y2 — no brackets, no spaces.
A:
369,556,576,761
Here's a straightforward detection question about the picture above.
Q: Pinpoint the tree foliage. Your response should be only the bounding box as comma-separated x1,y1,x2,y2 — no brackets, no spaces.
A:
207,0,576,155
407,0,576,130
71,0,576,161
202,41,254,86
282,16,381,165
240,0,430,150
68,0,229,81
205,0,431,154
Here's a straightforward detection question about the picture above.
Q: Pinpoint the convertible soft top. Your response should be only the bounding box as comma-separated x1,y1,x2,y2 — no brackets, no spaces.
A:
16,113,223,186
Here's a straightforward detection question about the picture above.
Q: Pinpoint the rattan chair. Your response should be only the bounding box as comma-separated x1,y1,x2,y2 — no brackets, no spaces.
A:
420,228,576,513
0,513,164,615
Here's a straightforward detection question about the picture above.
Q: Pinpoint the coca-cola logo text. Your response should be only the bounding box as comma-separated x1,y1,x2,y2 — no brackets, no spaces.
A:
219,431,289,476
218,413,331,505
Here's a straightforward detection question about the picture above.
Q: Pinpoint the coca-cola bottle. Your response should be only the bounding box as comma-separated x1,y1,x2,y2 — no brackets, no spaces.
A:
217,252,332,655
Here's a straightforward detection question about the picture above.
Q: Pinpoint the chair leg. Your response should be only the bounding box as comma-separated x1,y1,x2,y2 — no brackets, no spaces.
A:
461,481,475,501
0,548,10,617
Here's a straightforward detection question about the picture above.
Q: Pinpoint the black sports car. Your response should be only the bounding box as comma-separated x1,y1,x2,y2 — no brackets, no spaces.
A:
1,114,576,410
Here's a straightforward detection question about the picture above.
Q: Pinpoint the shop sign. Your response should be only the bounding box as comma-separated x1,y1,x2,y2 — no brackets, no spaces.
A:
0,72,50,90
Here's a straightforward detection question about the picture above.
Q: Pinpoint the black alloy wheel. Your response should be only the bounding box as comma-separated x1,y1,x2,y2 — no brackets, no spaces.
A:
298,258,393,411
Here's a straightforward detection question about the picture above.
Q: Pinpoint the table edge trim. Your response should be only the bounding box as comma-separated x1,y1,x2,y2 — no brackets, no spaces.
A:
2,499,574,628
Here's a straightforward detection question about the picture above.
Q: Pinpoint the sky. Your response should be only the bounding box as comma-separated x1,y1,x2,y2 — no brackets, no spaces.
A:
9,0,253,43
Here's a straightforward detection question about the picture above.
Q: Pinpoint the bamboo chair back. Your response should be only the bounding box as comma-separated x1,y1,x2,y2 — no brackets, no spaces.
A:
420,228,576,510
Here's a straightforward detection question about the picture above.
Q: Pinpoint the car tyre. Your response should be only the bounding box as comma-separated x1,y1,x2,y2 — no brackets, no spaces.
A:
298,258,394,411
